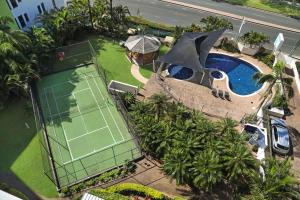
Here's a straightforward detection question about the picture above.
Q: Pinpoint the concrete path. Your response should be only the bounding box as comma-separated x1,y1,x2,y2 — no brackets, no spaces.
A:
131,64,149,84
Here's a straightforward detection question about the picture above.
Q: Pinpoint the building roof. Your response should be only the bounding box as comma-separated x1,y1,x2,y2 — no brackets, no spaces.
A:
125,35,161,54
157,29,225,72
81,193,104,200
0,190,22,200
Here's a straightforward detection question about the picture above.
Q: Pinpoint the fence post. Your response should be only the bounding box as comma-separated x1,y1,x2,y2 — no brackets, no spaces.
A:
112,146,118,166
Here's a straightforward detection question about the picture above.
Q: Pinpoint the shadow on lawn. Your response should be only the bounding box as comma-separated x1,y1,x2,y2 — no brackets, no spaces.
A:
0,100,50,199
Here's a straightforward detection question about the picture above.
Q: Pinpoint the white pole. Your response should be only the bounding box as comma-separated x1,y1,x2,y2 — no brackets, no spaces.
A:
238,17,246,35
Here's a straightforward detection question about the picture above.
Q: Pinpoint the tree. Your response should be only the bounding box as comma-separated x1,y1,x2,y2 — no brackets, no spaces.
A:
38,8,79,45
191,149,223,192
200,16,233,32
244,158,299,200
0,16,38,105
163,150,192,185
148,93,170,121
28,27,55,62
240,31,269,47
253,61,293,110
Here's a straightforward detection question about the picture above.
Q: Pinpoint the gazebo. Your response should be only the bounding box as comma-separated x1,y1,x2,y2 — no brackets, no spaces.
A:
125,35,161,65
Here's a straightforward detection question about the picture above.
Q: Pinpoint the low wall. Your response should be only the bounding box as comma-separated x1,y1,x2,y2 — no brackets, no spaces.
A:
108,80,139,95
277,53,300,94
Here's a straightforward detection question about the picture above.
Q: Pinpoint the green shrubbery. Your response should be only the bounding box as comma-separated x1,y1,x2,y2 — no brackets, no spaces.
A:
127,16,175,32
60,161,136,196
254,50,275,68
90,189,131,200
106,183,165,200
224,0,244,5
219,37,240,53
240,31,269,47
90,184,185,200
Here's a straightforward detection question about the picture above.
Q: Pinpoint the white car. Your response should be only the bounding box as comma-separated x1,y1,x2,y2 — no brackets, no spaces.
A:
271,118,290,155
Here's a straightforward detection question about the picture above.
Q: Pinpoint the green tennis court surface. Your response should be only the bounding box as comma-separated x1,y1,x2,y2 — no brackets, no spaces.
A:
36,65,141,187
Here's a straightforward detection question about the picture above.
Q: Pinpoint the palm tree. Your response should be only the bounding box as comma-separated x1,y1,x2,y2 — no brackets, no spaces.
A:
38,8,78,45
0,16,38,104
163,150,192,185
216,117,238,136
191,149,223,192
223,142,258,184
253,61,293,110
148,93,170,121
200,16,233,32
121,92,135,110
244,158,299,200
28,27,55,62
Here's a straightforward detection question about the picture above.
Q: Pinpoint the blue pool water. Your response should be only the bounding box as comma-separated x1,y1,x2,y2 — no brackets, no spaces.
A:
211,70,223,79
168,65,193,80
205,53,262,95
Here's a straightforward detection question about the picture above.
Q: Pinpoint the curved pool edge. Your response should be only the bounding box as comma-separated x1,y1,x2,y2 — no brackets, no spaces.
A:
206,52,267,97
167,64,196,81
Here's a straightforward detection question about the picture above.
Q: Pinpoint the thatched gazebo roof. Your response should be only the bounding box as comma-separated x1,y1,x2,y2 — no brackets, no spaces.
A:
125,35,161,54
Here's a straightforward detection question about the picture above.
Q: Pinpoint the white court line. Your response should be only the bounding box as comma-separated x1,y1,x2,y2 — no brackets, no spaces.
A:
72,93,89,134
92,78,125,141
68,126,108,142
84,75,117,143
55,88,90,100
51,87,74,160
63,139,128,165
43,88,65,164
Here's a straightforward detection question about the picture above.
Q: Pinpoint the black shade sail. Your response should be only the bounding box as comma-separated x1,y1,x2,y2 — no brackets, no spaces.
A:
157,29,225,71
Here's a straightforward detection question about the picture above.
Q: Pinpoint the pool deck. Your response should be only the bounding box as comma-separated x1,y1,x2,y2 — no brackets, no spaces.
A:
140,49,272,121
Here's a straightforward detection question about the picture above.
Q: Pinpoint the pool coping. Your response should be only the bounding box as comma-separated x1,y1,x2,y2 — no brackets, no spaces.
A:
166,63,196,81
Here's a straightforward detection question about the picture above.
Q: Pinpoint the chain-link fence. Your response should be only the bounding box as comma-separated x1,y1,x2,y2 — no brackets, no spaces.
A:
31,40,142,189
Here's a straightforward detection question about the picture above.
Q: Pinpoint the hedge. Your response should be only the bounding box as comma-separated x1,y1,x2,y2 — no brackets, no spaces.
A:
90,189,131,200
0,182,29,200
127,16,175,32
106,183,165,199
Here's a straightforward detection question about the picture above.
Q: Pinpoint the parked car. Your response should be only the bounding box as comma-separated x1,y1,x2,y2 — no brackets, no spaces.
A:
271,118,290,155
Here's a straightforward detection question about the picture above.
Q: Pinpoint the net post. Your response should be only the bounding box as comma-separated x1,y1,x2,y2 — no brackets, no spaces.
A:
112,146,118,166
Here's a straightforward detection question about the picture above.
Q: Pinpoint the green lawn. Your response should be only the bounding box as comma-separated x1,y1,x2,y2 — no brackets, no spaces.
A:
0,100,57,198
89,36,143,87
139,45,170,79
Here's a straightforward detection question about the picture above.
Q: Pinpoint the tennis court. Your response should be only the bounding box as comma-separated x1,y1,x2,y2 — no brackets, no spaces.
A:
36,64,141,187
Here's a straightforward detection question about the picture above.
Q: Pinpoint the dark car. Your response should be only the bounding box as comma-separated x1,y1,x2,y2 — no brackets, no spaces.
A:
271,118,290,155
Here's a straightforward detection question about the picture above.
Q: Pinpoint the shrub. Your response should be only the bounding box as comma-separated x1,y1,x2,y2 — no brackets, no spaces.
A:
127,16,175,32
0,182,29,200
85,178,97,187
219,37,240,53
240,31,269,47
224,0,244,5
106,183,165,200
70,182,86,193
272,87,287,109
60,186,71,196
254,51,275,68
96,168,123,183
90,189,131,200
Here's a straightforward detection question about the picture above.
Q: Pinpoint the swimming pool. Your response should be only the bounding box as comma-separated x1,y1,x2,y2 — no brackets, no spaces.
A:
205,53,263,96
168,64,194,80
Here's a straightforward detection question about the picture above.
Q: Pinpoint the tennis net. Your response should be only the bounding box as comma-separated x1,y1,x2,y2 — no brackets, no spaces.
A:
44,96,112,122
